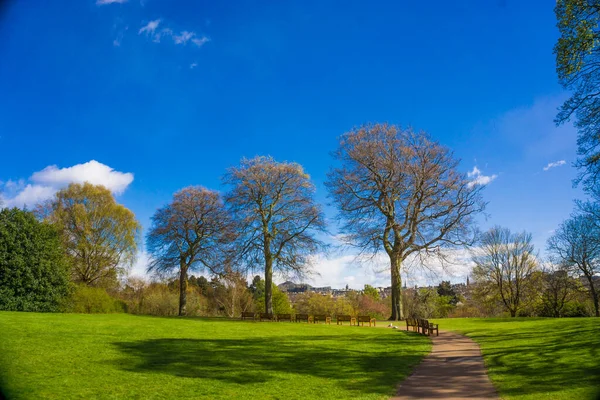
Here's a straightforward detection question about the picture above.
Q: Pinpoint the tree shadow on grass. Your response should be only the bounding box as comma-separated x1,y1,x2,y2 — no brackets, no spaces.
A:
461,323,600,398
111,333,426,396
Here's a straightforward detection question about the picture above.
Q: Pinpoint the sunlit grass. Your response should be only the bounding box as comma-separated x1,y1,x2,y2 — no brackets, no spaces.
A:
435,317,600,400
0,312,430,400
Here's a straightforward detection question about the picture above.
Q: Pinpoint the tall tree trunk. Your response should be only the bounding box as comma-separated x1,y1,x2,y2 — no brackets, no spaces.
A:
264,251,274,315
179,262,188,316
390,255,403,321
588,275,600,317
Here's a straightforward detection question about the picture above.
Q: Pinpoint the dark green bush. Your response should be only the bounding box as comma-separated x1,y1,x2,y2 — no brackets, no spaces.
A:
0,208,71,312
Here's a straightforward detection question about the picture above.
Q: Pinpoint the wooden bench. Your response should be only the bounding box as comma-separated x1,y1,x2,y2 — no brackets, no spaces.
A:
313,314,331,324
295,313,311,323
276,313,292,322
357,315,376,327
241,312,256,321
428,321,439,336
417,319,431,335
259,313,275,321
336,314,356,326
405,318,418,332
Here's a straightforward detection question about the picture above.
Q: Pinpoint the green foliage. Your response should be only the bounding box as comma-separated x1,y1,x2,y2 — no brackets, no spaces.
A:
42,183,140,289
436,281,459,305
0,208,71,312
67,285,125,313
435,317,600,400
555,0,600,195
363,284,380,300
254,282,291,314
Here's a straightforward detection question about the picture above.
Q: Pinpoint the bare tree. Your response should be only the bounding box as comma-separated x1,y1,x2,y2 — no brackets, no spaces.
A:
547,213,600,317
223,156,326,315
326,124,485,320
213,267,254,318
146,186,235,316
472,227,539,317
540,263,579,318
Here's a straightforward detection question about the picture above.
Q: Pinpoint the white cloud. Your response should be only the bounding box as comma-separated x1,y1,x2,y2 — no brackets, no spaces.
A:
190,63,198,69
543,160,566,171
97,0,127,4
173,31,195,44
191,36,210,47
138,19,161,35
272,248,473,290
467,166,497,188
4,185,55,209
2,160,134,209
31,160,133,194
138,21,210,48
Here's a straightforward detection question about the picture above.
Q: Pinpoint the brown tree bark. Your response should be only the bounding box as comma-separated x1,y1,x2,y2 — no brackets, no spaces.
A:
179,262,188,316
390,256,403,320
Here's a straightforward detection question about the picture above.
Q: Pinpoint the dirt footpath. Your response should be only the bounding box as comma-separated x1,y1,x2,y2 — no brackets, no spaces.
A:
392,330,499,400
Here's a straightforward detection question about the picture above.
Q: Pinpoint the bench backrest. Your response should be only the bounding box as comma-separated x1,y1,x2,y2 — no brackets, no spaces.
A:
357,315,372,322
337,314,352,321
295,313,310,320
241,312,255,318
260,313,274,319
314,314,329,320
277,314,291,320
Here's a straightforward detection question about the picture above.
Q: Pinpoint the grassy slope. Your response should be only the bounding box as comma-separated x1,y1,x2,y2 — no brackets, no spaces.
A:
0,312,430,400
435,317,600,400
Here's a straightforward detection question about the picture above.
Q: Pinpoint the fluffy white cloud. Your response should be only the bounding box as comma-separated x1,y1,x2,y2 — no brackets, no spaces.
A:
97,0,127,4
2,160,134,209
467,166,497,188
31,160,133,194
543,160,566,171
190,63,198,69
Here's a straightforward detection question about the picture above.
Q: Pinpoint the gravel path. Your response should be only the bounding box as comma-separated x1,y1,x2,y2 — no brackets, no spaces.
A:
392,330,499,400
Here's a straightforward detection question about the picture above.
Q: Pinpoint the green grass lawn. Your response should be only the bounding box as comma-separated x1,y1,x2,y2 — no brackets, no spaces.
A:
434,317,600,400
0,312,430,400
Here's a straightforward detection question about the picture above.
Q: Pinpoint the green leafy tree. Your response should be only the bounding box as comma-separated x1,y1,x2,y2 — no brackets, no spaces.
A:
0,208,70,312
253,279,292,314
437,281,459,305
555,0,600,196
40,183,140,289
363,284,380,301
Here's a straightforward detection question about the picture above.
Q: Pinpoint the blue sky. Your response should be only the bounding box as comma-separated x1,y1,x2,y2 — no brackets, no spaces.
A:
0,1,584,288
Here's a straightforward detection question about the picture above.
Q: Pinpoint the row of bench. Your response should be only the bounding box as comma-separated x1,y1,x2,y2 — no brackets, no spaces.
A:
405,318,439,336
241,312,377,326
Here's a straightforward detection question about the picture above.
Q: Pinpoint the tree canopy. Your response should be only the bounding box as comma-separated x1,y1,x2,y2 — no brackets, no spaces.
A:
0,208,71,312
472,226,539,317
326,124,485,320
224,156,326,315
146,186,235,316
41,183,140,288
547,213,600,316
555,0,600,196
